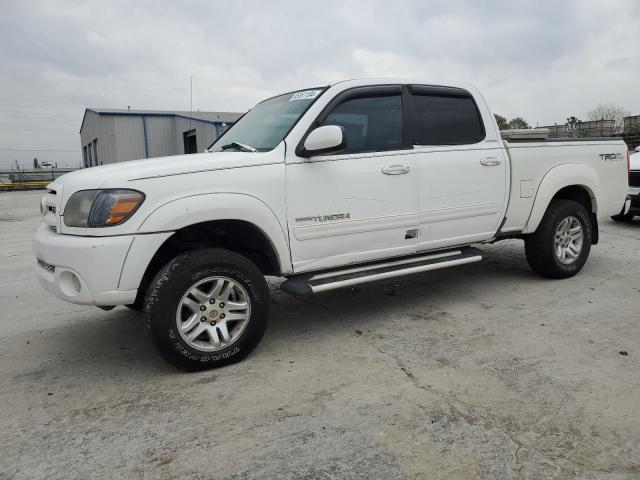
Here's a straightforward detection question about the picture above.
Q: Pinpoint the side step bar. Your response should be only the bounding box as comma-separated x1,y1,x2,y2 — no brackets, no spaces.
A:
280,248,482,297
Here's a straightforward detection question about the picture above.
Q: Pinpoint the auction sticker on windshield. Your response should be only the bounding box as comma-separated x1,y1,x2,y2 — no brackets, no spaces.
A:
289,90,322,101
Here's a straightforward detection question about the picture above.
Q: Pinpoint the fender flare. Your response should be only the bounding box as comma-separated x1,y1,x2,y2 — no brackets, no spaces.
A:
136,192,292,274
524,164,600,234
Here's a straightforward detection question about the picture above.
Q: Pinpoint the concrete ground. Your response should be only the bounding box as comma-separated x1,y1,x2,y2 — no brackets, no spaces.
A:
1,190,639,480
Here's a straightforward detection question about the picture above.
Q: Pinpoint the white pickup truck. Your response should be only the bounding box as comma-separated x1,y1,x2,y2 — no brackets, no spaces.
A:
33,79,630,370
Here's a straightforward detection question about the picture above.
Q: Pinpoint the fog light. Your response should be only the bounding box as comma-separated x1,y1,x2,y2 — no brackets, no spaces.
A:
59,270,82,296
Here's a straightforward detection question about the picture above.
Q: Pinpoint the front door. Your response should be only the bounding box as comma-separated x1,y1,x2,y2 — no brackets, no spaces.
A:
285,86,420,273
407,85,508,251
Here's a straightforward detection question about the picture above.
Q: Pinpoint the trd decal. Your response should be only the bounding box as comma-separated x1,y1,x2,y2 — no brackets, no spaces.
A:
295,213,351,223
599,153,623,162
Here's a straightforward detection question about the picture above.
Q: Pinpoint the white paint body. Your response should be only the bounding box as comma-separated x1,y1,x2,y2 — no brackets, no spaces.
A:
630,151,640,171
32,78,629,306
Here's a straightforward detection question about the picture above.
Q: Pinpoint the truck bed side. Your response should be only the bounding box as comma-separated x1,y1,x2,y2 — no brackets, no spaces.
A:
501,139,628,234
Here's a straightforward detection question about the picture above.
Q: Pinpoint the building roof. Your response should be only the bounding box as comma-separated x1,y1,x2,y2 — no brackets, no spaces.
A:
80,108,243,133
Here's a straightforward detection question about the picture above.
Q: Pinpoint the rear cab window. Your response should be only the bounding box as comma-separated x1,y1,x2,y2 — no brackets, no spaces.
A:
408,85,485,146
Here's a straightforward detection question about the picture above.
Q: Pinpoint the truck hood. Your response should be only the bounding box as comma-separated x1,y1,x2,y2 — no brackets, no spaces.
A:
53,149,281,190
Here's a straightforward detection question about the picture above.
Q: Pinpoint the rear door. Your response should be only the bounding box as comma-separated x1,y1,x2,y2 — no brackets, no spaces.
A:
408,85,508,251
285,85,420,272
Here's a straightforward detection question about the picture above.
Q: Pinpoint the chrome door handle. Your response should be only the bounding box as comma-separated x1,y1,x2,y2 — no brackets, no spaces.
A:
480,157,502,166
382,164,410,175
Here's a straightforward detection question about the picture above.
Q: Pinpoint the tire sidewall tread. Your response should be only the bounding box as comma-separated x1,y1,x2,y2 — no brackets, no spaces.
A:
525,200,592,279
144,248,269,371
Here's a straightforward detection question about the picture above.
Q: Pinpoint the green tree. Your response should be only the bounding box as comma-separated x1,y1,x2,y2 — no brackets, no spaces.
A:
494,114,509,130
566,116,581,138
507,117,530,130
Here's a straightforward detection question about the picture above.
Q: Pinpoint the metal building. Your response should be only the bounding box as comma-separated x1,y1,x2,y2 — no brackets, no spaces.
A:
79,109,242,167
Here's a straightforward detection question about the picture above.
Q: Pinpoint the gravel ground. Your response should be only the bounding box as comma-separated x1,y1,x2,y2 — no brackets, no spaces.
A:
1,190,639,480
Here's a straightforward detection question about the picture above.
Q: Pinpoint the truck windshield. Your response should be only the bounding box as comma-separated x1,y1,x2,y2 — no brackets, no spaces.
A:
208,88,327,152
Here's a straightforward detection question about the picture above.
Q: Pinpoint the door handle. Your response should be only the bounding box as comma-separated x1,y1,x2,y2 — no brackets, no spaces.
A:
382,164,410,175
480,157,502,166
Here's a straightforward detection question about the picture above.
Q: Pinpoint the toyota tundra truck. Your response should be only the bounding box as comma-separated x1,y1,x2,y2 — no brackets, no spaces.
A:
32,79,631,370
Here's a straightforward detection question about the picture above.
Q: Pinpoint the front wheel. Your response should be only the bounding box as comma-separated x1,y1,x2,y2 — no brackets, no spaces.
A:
144,248,270,371
524,200,592,279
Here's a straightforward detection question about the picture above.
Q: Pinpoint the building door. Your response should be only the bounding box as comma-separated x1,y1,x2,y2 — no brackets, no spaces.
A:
183,129,198,154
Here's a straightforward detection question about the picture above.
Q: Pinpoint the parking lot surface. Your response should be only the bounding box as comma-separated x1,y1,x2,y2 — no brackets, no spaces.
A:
1,190,639,479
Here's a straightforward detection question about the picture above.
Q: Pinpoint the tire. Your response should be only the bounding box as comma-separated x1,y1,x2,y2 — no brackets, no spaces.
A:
611,212,634,222
524,200,592,279
125,301,143,311
144,248,270,371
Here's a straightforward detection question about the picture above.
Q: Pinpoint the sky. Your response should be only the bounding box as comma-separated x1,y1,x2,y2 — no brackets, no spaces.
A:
0,0,639,168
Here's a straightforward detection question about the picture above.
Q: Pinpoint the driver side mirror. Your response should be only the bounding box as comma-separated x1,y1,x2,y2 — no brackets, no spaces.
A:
301,125,346,157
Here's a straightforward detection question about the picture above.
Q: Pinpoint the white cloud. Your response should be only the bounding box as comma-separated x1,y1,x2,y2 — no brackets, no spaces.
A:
0,0,638,166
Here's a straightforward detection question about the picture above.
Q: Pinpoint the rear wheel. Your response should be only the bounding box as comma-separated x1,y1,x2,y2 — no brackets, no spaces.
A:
144,248,270,371
525,200,592,279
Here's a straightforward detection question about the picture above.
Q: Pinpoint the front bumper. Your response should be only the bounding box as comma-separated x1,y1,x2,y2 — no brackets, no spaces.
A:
32,224,137,306
32,225,172,306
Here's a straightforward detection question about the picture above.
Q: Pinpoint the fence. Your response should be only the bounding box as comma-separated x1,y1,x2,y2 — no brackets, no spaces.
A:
540,120,616,139
0,167,77,192
623,116,640,151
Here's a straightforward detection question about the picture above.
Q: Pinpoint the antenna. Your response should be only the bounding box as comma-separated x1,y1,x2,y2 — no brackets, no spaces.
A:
190,75,194,128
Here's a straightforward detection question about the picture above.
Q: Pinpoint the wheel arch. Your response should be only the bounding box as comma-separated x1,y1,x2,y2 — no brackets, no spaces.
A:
137,192,290,269
524,164,600,237
124,193,291,306
128,218,284,308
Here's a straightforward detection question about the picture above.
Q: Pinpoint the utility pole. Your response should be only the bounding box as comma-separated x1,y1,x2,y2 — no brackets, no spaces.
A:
190,75,194,129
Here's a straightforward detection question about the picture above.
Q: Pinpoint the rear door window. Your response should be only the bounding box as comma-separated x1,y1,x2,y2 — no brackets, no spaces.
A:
410,87,485,145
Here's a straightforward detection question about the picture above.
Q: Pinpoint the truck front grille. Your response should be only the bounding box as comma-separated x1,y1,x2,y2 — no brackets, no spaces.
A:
630,171,640,187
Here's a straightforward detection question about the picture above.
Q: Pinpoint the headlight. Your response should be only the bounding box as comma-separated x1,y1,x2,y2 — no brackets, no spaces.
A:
63,189,145,227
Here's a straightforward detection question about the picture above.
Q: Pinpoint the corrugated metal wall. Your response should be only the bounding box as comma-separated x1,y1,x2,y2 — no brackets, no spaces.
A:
80,111,99,148
174,117,216,154
80,112,230,166
99,116,117,165
114,116,146,162
145,116,176,158
79,111,99,166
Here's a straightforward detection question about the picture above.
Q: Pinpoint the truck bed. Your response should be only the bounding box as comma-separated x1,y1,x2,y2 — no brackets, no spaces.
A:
501,138,628,234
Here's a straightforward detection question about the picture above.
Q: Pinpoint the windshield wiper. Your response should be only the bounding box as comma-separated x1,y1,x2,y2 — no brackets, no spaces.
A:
220,142,258,152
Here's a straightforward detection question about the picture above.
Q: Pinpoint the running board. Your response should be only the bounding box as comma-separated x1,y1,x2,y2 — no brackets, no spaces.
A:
280,248,483,297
